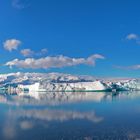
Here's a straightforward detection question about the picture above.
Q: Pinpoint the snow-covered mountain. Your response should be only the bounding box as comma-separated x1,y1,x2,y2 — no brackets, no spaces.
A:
0,72,140,92
0,72,95,86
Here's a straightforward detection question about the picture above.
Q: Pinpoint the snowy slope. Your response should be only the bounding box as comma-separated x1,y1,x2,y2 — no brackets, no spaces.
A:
0,72,96,86
0,72,140,91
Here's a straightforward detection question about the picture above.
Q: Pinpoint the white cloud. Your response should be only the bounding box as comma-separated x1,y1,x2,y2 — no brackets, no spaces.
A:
12,0,29,9
5,54,105,69
20,49,34,57
3,39,21,52
35,48,48,56
126,33,139,40
20,48,47,57
131,65,140,70
115,65,140,70
40,48,47,54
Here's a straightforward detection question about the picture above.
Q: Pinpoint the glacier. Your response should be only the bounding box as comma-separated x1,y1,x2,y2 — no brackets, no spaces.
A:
0,72,140,92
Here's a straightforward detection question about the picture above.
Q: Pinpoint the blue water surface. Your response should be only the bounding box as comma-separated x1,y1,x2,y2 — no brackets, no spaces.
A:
0,91,140,140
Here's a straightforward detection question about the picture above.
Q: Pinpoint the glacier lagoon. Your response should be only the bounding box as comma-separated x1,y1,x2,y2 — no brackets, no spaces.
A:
0,91,140,140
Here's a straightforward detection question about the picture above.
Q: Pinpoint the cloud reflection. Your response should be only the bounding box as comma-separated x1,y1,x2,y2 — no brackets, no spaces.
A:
12,109,103,123
2,92,104,139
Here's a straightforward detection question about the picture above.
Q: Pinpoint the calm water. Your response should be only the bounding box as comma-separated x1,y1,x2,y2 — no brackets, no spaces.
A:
0,91,140,140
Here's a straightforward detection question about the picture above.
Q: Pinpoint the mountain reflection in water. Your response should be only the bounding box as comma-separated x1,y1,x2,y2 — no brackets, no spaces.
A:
1,91,140,140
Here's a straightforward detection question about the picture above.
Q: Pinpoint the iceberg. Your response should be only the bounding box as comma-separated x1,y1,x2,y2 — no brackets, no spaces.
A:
0,72,140,92
17,80,111,92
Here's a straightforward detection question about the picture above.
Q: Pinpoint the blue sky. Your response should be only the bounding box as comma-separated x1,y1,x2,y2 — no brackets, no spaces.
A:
1,0,140,77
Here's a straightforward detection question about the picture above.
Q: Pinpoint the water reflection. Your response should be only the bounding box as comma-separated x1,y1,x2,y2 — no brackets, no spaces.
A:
12,109,103,123
1,91,140,139
0,92,107,106
1,91,140,106
3,108,103,140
